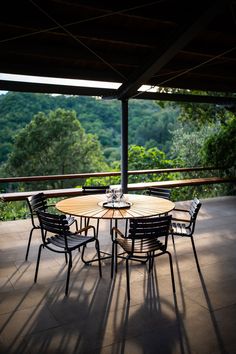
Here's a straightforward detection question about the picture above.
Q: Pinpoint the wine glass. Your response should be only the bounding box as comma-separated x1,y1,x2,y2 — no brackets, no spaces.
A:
115,187,123,203
106,188,112,203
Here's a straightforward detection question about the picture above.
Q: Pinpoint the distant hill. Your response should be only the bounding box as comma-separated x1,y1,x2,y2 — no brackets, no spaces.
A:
0,92,179,164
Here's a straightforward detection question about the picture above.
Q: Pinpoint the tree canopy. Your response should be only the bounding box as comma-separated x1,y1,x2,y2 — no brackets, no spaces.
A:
5,108,107,186
201,114,236,169
0,92,178,165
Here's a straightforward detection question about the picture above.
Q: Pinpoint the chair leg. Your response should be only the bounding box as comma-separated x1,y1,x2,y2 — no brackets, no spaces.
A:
148,252,155,272
74,218,79,232
125,219,128,237
171,233,175,245
85,217,90,234
111,241,115,278
111,241,118,279
34,244,43,283
65,252,72,295
25,227,35,261
81,245,87,264
114,242,118,274
166,251,176,294
190,236,201,273
96,219,100,237
95,239,102,277
126,257,131,301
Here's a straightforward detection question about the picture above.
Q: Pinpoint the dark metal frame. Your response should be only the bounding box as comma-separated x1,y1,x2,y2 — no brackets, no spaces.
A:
111,215,175,301
171,198,202,272
26,192,78,261
35,210,101,295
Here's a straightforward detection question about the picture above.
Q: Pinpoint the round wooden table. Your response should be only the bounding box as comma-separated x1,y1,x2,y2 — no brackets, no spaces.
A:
56,193,175,220
56,194,175,262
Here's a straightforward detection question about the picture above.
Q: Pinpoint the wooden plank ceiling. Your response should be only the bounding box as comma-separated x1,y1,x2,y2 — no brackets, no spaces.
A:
0,0,236,102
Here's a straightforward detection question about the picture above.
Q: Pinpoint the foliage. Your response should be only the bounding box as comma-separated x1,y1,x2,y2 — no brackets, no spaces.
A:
0,92,175,165
201,114,236,170
0,200,28,221
85,145,175,186
129,105,178,153
170,121,220,167
4,109,108,188
164,89,234,125
128,145,171,170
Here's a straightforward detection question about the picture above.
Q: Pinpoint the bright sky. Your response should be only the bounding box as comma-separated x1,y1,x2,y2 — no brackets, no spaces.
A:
0,73,159,94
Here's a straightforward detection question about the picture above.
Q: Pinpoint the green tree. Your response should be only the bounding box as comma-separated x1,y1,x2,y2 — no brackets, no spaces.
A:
132,108,178,153
5,109,108,188
126,145,173,183
201,114,236,169
170,121,219,167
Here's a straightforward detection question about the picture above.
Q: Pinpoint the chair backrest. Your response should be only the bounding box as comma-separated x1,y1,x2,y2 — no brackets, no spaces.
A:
189,198,202,233
129,215,172,249
37,210,69,244
82,185,109,194
27,192,48,227
147,187,171,200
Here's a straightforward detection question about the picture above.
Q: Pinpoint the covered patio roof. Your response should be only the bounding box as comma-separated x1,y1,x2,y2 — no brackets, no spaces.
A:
0,0,236,102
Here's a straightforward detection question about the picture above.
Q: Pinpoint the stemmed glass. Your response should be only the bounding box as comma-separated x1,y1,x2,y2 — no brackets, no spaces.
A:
115,187,123,204
106,188,113,203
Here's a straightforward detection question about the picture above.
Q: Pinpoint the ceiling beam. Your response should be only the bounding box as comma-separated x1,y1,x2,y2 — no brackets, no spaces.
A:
1,79,235,105
0,80,118,97
132,91,236,105
116,0,226,100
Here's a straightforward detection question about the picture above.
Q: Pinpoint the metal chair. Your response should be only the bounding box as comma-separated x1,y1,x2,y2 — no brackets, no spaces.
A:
35,210,102,295
82,185,110,195
146,187,171,218
147,187,171,200
26,192,78,261
171,198,202,272
82,185,110,234
111,215,175,301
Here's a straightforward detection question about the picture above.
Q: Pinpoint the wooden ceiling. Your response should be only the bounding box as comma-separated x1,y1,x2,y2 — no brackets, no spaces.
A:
0,0,236,102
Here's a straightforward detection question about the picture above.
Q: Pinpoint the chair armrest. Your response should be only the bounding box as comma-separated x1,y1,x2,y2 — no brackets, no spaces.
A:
172,217,190,223
172,208,190,222
111,227,125,241
173,208,188,212
76,225,96,237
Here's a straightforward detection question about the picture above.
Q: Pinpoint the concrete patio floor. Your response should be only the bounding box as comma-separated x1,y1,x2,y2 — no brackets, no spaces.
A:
0,196,236,354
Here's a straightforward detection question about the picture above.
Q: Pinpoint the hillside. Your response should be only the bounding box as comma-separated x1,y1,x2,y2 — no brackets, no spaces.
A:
0,92,179,165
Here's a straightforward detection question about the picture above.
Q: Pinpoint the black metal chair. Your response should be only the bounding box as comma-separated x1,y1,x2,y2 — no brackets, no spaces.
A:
146,187,171,218
147,187,171,200
82,185,110,195
171,198,202,272
82,185,110,234
35,210,102,295
26,192,78,261
111,215,175,301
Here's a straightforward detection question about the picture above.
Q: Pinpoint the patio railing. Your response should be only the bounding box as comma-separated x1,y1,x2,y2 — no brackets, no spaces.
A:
0,166,235,202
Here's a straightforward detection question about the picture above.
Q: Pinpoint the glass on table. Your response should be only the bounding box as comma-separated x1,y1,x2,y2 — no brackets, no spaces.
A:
114,187,123,203
106,188,113,202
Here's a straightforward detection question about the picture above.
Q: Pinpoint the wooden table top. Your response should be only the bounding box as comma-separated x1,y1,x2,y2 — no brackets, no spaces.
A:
56,194,175,220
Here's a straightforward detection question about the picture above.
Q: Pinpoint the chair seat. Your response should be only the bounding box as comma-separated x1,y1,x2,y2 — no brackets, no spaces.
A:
172,222,191,236
49,233,95,251
117,237,164,253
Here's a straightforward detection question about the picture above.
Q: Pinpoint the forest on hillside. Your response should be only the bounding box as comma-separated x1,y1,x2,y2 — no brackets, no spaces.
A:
0,92,177,166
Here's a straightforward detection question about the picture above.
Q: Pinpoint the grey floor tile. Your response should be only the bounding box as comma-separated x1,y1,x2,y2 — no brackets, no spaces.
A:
0,196,236,354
